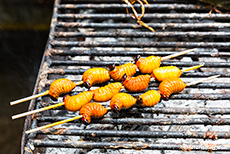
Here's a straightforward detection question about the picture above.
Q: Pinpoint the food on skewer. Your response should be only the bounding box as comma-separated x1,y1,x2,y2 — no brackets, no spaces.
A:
91,82,123,102
24,75,221,134
48,78,78,101
79,103,108,124
25,103,111,134
10,78,83,106
63,91,93,112
109,63,137,81
134,49,195,74
110,93,136,112
12,83,121,119
136,90,161,107
152,64,203,82
135,55,161,74
122,73,151,92
82,67,110,89
159,75,220,101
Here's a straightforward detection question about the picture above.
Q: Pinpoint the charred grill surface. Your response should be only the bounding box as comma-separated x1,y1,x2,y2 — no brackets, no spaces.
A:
23,0,230,153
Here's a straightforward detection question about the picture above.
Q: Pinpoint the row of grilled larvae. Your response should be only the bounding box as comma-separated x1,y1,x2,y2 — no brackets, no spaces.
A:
12,61,204,121
19,73,218,134
10,48,196,105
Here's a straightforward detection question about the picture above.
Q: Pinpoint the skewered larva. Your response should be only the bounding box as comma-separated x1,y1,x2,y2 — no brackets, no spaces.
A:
63,91,93,112
134,55,161,74
79,103,108,124
151,66,182,82
110,93,136,112
122,73,151,92
158,78,186,101
82,67,110,89
109,63,137,81
48,78,77,101
151,65,203,82
136,90,161,107
91,82,123,102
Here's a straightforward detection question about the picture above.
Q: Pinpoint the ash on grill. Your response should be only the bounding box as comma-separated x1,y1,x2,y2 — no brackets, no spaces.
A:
22,0,230,154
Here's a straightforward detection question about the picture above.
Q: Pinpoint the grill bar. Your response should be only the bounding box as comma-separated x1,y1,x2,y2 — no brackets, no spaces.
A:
28,139,230,151
57,13,230,20
36,129,230,139
51,41,230,48
56,22,230,29
54,31,230,38
49,49,225,57
38,117,230,125
50,60,230,68
58,4,203,10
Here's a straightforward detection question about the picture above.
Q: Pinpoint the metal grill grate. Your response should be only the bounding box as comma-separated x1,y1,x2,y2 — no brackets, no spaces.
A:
22,0,230,153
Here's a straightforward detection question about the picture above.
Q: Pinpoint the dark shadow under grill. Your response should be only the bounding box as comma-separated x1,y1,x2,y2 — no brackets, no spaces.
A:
22,0,230,153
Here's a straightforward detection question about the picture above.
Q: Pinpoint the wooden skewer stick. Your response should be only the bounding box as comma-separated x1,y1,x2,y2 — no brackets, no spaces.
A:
12,102,65,120
26,106,112,134
25,115,83,134
10,81,83,106
10,90,49,106
186,75,220,86
161,49,195,61
181,63,204,72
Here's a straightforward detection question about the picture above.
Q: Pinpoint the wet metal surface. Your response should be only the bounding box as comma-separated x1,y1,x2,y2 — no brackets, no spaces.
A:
22,0,230,153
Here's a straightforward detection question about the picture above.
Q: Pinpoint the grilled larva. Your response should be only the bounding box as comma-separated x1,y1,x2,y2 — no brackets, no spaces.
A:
48,78,77,101
110,93,136,112
91,82,123,102
82,67,110,89
122,73,151,92
136,90,161,107
109,63,137,81
79,103,108,124
151,66,182,82
134,55,161,74
63,91,93,112
158,78,186,101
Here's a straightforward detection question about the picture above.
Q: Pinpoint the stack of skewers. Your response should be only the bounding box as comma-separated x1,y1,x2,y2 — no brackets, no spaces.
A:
10,48,220,134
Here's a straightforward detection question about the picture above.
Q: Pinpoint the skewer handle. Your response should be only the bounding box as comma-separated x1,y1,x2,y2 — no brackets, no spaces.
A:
181,63,204,72
10,90,49,106
186,75,220,86
25,115,83,134
12,102,65,120
161,49,195,61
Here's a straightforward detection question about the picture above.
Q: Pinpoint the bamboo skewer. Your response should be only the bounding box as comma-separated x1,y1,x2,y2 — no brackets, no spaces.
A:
181,63,204,72
12,102,65,120
10,90,49,106
161,49,195,61
10,81,83,106
186,75,220,86
25,115,83,134
25,107,111,134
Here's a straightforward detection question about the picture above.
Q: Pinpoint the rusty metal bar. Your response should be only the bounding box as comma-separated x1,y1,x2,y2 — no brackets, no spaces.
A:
56,22,230,29
130,107,230,115
50,41,230,49
54,31,230,38
50,60,230,68
49,49,224,57
29,139,230,151
58,4,203,10
57,13,230,20
37,129,230,139
37,116,230,125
